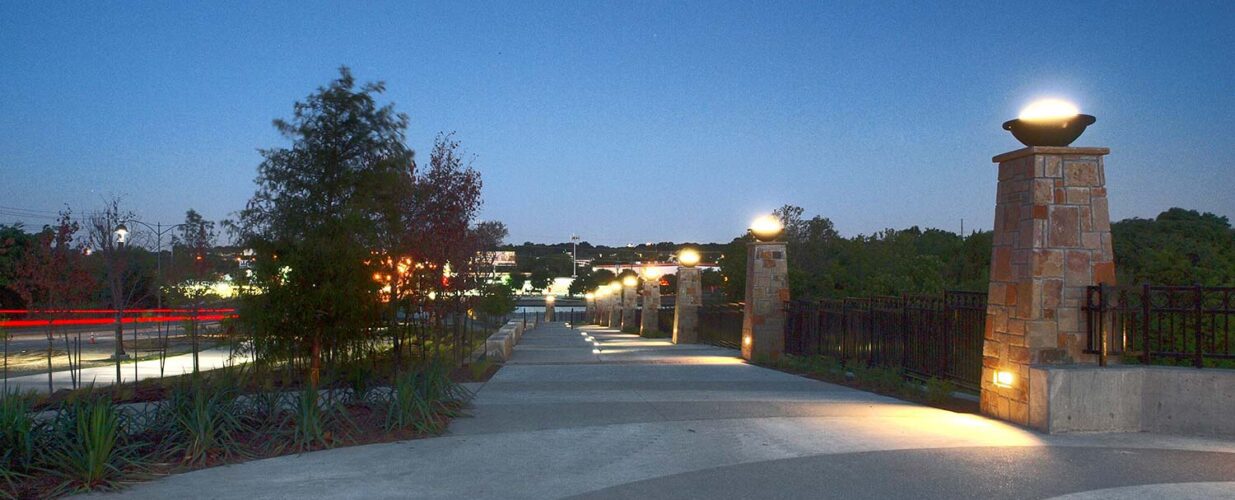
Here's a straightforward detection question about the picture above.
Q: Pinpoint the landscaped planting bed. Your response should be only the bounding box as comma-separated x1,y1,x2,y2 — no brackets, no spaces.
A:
0,356,499,499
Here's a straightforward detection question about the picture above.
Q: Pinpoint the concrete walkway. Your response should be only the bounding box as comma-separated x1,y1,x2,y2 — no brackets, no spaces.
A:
104,322,1235,499
7,346,250,394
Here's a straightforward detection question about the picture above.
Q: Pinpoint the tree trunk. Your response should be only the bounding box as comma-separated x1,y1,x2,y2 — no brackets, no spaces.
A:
310,330,322,387
46,322,54,393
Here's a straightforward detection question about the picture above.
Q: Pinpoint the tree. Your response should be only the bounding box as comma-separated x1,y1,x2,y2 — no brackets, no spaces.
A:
168,209,218,374
0,223,38,309
85,197,151,384
13,208,94,391
234,67,409,384
1112,208,1235,286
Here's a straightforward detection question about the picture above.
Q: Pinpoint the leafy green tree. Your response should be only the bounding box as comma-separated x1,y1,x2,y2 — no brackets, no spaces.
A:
167,209,219,374
234,67,408,384
0,223,37,309
1112,208,1235,286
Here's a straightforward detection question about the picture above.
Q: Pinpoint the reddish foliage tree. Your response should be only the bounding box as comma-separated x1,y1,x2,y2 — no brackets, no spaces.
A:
13,208,96,391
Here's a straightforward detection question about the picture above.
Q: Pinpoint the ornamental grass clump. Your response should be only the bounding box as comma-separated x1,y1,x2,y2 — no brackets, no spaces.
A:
0,391,36,491
158,375,249,466
41,394,139,494
384,371,438,434
284,386,351,453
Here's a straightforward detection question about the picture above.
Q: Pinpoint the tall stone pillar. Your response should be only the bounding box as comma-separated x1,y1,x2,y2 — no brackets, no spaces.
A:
673,266,701,344
742,242,789,361
608,291,621,328
544,296,555,322
640,276,661,336
621,281,638,332
982,146,1115,426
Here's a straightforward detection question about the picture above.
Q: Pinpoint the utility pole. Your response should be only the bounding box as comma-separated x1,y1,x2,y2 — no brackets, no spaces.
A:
571,234,580,278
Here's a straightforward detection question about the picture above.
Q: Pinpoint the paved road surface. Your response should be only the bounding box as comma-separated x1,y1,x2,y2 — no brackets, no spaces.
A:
101,322,1235,499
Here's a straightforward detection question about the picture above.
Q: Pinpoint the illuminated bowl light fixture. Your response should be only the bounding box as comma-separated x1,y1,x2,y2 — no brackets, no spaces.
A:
749,215,784,242
643,266,661,280
608,281,622,293
677,248,701,268
993,369,1016,388
114,223,129,245
545,294,555,304
622,275,638,287
1002,98,1096,147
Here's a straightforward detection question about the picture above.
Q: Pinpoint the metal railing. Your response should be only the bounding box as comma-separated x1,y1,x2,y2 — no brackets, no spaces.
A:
784,291,986,389
657,305,674,336
697,303,743,349
1085,285,1235,367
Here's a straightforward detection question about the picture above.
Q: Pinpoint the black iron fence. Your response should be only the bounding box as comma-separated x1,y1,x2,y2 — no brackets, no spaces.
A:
784,291,987,389
698,303,743,349
657,305,674,335
1085,285,1235,367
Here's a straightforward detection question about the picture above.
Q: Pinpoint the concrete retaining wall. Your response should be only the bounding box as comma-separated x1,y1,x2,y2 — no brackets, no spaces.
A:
485,317,538,362
1030,365,1235,437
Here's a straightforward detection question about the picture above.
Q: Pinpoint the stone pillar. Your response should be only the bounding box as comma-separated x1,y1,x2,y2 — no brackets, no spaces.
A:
982,146,1115,427
673,266,701,344
640,277,661,336
742,241,789,361
585,295,595,324
608,293,621,328
621,282,638,332
544,297,555,322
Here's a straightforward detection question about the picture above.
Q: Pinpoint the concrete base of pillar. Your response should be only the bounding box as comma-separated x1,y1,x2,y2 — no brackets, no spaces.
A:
1028,365,1235,437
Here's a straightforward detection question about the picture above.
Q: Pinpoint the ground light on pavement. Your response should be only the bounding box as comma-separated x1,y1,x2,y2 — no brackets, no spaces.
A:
104,322,1235,499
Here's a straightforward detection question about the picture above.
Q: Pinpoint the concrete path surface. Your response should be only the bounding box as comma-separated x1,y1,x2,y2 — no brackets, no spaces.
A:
102,322,1235,499
7,346,250,394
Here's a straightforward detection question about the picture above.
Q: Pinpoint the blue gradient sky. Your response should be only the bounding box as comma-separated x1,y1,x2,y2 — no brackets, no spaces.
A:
2,1,1232,245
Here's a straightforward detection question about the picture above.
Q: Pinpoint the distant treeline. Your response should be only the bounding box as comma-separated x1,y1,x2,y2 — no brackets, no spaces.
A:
503,206,1235,301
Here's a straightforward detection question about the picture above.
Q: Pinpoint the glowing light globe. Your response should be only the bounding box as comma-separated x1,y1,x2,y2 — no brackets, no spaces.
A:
678,248,701,268
643,267,661,279
1002,98,1095,147
608,282,622,293
750,215,784,242
622,275,638,287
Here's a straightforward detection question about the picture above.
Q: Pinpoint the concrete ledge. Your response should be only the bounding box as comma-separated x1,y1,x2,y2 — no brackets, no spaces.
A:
485,318,538,361
1031,364,1235,437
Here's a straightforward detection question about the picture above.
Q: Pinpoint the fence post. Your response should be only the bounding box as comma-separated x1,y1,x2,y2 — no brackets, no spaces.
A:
1195,285,1204,368
1098,284,1108,367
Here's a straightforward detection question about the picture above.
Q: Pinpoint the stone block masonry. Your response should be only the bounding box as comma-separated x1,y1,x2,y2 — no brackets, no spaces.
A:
621,283,638,332
982,146,1114,426
673,267,701,344
640,277,661,336
742,241,789,361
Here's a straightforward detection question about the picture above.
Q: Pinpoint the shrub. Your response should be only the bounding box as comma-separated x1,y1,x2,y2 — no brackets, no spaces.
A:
468,358,493,381
284,386,351,453
850,364,905,394
159,376,248,466
924,378,958,404
384,371,438,434
1,391,36,494
420,358,470,407
41,394,137,494
0,391,35,475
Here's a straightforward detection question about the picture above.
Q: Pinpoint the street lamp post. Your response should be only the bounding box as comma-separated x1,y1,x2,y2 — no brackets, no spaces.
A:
113,220,186,360
570,234,580,279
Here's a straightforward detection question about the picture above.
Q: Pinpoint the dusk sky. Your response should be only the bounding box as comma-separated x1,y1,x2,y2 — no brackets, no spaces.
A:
2,1,1232,246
